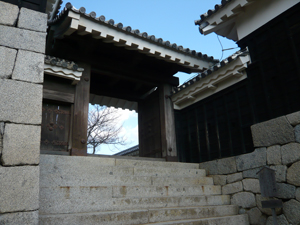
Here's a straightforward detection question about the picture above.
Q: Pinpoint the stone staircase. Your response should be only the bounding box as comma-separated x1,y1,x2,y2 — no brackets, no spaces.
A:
39,155,249,225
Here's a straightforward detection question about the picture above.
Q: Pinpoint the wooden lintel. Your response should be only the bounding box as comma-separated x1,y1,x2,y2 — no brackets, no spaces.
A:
70,62,91,156
43,89,74,103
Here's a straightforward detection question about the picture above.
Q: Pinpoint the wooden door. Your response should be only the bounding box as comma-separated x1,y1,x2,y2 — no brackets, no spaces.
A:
138,90,162,158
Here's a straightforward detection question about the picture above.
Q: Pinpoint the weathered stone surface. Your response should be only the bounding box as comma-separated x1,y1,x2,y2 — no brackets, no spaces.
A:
283,199,300,225
198,157,237,175
222,181,243,195
267,145,281,165
18,7,47,32
0,46,17,78
296,188,300,201
0,210,38,225
0,122,4,155
2,124,40,165
0,79,42,124
227,172,243,184
243,167,263,179
231,192,256,209
236,148,266,171
246,207,267,225
0,166,39,213
242,179,260,193
286,111,300,126
266,214,289,225
270,165,287,182
251,116,295,147
275,183,296,199
12,50,44,83
295,124,300,143
256,194,281,216
287,161,300,186
0,25,46,53
281,142,300,165
210,175,227,186
0,1,19,26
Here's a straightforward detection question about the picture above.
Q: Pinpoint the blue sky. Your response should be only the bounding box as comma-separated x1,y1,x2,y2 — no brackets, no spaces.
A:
65,0,239,154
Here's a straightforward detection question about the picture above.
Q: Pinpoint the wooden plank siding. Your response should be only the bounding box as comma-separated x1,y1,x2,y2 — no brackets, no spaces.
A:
176,3,300,163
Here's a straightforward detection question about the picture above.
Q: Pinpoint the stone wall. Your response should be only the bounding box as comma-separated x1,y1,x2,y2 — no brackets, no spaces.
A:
199,112,300,225
0,2,47,224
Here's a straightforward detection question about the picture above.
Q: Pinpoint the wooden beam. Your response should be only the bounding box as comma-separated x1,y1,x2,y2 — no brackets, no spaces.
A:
70,63,91,156
43,89,74,103
159,84,178,161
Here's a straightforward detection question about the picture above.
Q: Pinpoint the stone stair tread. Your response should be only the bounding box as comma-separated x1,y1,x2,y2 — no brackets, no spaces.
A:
142,214,250,225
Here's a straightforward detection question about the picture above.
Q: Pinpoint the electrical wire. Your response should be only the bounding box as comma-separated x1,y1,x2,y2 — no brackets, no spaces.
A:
216,34,224,61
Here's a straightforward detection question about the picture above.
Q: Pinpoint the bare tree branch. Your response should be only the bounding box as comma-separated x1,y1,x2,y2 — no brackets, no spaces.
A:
87,105,127,154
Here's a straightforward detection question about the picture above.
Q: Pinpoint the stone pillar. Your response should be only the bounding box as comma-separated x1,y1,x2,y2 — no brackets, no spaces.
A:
0,2,47,224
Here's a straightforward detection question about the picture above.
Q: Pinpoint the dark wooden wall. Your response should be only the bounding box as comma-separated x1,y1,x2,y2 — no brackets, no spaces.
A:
176,3,300,163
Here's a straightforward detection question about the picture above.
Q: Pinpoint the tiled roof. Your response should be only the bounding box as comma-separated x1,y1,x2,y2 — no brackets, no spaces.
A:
194,0,233,29
172,48,248,94
48,2,218,65
113,145,139,156
44,55,84,72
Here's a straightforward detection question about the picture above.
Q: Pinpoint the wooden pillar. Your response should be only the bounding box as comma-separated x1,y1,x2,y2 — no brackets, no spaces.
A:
159,84,178,161
70,63,91,156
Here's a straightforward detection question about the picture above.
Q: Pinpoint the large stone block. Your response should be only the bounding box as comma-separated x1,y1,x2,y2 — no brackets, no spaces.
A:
283,199,300,225
231,192,256,209
12,50,44,83
0,166,39,213
287,161,300,186
266,214,289,225
198,157,237,175
242,179,260,193
270,165,287,182
294,124,300,143
210,175,227,186
2,123,40,165
0,25,46,53
227,172,243,184
246,207,267,225
222,181,243,195
281,143,300,165
296,188,300,201
275,183,296,199
236,148,266,171
0,122,4,155
251,116,295,147
0,46,17,78
286,111,300,126
266,145,281,165
0,79,42,124
18,8,47,32
0,1,19,26
242,167,263,179
0,210,38,225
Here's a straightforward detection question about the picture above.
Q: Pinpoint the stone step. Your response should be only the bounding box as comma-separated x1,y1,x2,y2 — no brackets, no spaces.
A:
41,173,213,187
115,158,200,169
112,185,221,198
133,167,206,177
142,214,250,225
39,205,240,225
40,187,231,214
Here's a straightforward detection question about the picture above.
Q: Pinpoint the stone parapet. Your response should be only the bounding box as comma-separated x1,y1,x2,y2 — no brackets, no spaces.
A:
199,110,300,224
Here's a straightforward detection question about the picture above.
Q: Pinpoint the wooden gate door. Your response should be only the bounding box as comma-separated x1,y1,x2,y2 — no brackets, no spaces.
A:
138,90,162,158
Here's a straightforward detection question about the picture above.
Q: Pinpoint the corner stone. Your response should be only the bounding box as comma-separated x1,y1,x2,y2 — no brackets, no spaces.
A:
231,192,256,209
0,210,38,225
210,175,227,186
251,116,295,147
0,46,17,78
236,148,266,171
283,199,300,225
0,166,39,213
0,1,19,26
0,79,42,124
18,7,47,32
12,50,44,83
2,123,40,166
287,161,300,186
222,181,243,195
